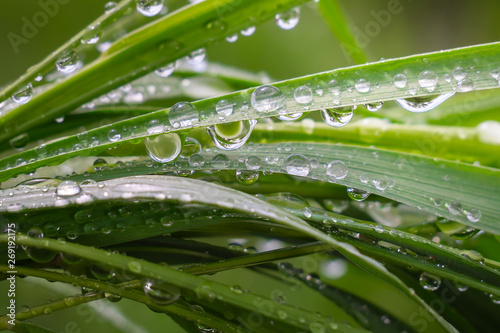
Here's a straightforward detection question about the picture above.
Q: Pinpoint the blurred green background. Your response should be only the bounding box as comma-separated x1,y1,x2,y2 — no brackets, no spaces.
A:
0,0,499,86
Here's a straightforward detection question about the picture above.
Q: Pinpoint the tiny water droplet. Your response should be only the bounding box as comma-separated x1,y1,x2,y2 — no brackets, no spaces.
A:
393,73,407,89
226,34,238,43
284,154,310,176
321,107,355,127
419,272,441,291
212,154,230,169
108,129,121,142
93,158,108,171
155,62,175,77
355,79,370,93
456,78,474,92
365,101,383,112
452,66,466,80
448,201,462,215
347,188,370,201
104,1,117,14
418,70,438,92
56,180,81,197
275,7,300,30
136,0,164,17
56,50,79,74
81,25,101,44
215,99,235,117
145,133,182,163
241,26,256,36
12,83,33,104
142,279,180,305
236,170,259,185
465,208,481,223
187,48,206,64
245,156,261,170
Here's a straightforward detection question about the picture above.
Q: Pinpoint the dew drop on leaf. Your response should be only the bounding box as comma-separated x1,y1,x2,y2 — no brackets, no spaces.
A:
207,119,256,150
393,73,407,89
236,170,259,185
251,85,284,112
56,50,79,74
275,7,300,30
284,154,310,176
395,93,454,113
56,180,81,197
136,0,164,17
347,188,370,201
145,133,182,163
169,101,199,128
321,107,354,127
294,85,313,104
326,160,348,180
419,272,441,291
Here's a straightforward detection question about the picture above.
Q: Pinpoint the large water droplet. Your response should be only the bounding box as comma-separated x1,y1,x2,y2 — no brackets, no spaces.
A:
12,83,33,104
355,79,370,93
108,129,121,142
419,272,441,291
180,137,201,158
284,154,310,177
321,107,355,127
136,0,164,17
465,208,481,223
56,50,79,74
294,85,313,104
275,7,300,30
418,70,438,92
207,119,256,150
395,93,454,113
245,156,261,170
93,158,108,171
326,160,348,180
169,101,199,128
251,85,284,112
347,188,370,201
393,73,407,89
448,201,462,215
145,133,182,163
56,180,81,197
236,170,259,185
142,279,180,306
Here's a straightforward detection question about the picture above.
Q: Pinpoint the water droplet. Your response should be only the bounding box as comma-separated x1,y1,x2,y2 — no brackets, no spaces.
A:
275,7,300,30
226,34,238,43
448,201,462,215
145,133,182,163
491,69,499,79
278,112,303,121
189,153,205,167
245,156,261,170
212,154,230,169
207,119,256,150
419,272,441,291
104,1,117,13
465,208,481,223
56,180,81,197
452,66,466,80
328,79,340,95
365,101,383,112
355,79,370,93
347,188,370,201
326,160,348,180
187,48,206,64
155,62,175,77
294,85,313,104
321,107,355,127
418,70,438,92
215,99,235,117
93,158,108,171
143,279,180,305
236,170,259,185
81,25,101,44
56,50,79,74
108,129,121,142
241,26,256,36
393,73,407,89
13,84,33,104
179,137,201,159
169,101,199,128
136,0,164,17
251,85,284,112
284,154,310,176
395,93,454,113
456,78,474,92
